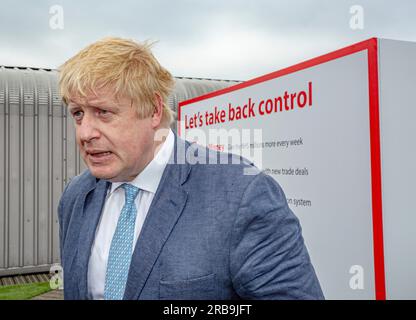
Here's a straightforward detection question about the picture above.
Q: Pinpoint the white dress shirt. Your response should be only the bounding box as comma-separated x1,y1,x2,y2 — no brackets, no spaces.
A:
87,129,174,300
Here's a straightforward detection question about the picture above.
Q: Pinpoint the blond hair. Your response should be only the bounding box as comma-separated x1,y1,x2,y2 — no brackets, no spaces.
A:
58,37,174,126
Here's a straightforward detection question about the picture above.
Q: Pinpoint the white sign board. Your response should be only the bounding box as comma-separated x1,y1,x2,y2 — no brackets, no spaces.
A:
178,38,416,299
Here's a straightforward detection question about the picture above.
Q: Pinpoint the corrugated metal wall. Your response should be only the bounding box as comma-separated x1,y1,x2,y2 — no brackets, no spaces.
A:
0,66,238,276
0,66,86,276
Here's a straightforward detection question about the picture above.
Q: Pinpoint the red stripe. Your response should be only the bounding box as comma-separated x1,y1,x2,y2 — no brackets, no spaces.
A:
367,39,386,300
177,98,182,137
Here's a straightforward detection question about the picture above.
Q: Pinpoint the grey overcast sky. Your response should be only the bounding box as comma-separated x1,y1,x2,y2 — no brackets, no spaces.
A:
0,0,415,80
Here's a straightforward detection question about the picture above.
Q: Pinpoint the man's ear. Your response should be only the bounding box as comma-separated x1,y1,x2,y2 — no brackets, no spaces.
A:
151,92,163,128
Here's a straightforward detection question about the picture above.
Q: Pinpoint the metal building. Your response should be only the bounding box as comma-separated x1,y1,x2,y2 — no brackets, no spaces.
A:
0,65,239,276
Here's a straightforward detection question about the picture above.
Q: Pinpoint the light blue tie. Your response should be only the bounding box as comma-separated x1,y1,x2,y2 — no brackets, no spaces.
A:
104,183,140,300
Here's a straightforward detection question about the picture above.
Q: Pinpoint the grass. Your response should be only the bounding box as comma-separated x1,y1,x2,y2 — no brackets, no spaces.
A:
0,282,52,300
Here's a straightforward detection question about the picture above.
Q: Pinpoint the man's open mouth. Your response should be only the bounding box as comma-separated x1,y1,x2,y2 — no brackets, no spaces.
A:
86,150,114,162
89,151,112,157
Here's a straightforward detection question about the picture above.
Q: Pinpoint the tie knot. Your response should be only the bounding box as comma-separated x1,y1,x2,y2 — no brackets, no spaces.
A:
121,183,139,204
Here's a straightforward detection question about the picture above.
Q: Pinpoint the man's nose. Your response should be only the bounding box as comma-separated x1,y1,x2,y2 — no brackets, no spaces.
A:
77,115,100,143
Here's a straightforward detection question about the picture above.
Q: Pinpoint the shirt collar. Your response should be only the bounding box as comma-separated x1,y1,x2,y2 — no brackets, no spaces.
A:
109,128,174,194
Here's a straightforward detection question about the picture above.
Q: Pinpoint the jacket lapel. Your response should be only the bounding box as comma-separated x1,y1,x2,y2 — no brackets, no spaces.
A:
123,136,191,300
76,178,110,299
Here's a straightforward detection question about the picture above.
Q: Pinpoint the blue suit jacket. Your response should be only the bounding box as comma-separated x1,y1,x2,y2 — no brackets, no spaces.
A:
58,135,324,300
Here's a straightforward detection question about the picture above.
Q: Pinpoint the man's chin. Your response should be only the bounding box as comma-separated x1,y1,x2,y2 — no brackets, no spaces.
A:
88,167,118,181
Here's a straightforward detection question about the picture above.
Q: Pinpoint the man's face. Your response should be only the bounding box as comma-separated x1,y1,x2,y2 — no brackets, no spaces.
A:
68,87,157,182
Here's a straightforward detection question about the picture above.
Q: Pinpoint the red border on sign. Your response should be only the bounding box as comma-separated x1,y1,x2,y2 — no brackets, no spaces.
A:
178,38,386,299
366,39,386,300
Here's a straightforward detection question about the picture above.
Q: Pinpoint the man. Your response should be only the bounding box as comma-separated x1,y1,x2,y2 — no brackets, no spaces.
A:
58,37,324,300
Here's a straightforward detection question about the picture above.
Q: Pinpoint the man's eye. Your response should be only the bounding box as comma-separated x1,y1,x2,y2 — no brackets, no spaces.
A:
98,109,111,117
72,111,83,120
